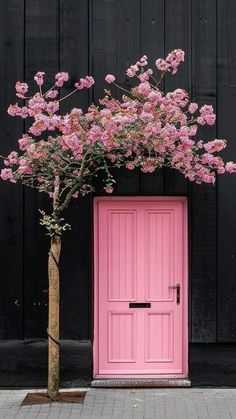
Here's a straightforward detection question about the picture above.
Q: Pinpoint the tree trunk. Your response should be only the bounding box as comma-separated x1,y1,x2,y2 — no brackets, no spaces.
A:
47,235,61,399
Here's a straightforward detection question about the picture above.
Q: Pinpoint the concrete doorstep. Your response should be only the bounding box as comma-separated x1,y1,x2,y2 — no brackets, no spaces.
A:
91,378,192,388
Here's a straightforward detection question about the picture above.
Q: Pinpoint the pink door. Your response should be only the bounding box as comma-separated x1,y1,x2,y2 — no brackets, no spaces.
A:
93,197,188,378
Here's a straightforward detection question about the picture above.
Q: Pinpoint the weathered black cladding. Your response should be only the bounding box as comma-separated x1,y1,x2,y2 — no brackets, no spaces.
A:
0,0,24,339
190,0,217,342
217,0,236,342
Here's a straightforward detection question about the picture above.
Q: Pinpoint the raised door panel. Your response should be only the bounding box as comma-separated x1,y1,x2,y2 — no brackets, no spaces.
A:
145,311,174,363
108,311,136,362
145,210,174,301
107,210,137,301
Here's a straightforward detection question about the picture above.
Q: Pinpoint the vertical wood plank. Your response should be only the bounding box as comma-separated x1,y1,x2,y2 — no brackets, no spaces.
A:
92,0,119,192
217,0,236,341
139,171,164,196
139,0,164,195
115,168,140,195
116,0,141,95
24,0,60,338
164,0,189,195
60,197,92,339
191,0,217,342
59,0,92,339
140,0,164,60
92,0,141,193
60,0,90,112
115,0,141,191
0,0,24,339
92,0,117,103
164,169,188,196
164,0,191,90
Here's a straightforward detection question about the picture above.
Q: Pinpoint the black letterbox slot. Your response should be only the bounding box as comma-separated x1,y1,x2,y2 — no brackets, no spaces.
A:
129,302,151,308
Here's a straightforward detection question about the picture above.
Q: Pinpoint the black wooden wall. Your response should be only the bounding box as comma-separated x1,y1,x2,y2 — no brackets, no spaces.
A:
1,0,236,346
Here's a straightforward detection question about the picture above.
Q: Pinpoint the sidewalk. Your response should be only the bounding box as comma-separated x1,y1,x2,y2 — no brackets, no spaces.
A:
0,387,236,418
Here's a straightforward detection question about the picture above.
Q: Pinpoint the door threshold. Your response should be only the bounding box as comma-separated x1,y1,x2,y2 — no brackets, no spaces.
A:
91,378,191,388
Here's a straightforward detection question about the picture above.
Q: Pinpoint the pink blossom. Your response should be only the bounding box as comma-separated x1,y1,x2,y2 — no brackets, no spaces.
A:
226,162,236,173
104,186,113,193
126,65,139,77
155,58,170,71
29,115,49,136
197,116,206,126
217,166,225,174
136,81,151,97
204,114,216,125
141,157,157,173
45,90,58,99
203,139,226,153
1,168,15,182
18,134,31,151
8,105,29,119
165,49,185,74
34,71,45,86
87,125,103,142
75,76,95,89
7,151,18,165
27,93,46,115
61,133,83,157
47,115,61,131
126,56,148,78
125,162,135,170
45,101,59,114
15,81,28,98
196,167,215,183
138,55,148,67
197,140,203,149
198,104,216,125
201,153,215,165
70,108,83,116
147,91,162,102
143,102,153,112
37,177,45,183
188,103,198,114
55,72,69,87
189,125,198,136
138,69,153,82
200,104,214,115
18,165,32,174
140,111,153,122
7,103,21,117
105,74,116,84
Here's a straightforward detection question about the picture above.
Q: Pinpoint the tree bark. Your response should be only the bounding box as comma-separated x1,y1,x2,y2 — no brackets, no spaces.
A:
47,234,61,399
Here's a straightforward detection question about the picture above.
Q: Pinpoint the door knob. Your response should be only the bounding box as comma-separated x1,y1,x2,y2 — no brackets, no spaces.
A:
169,283,180,304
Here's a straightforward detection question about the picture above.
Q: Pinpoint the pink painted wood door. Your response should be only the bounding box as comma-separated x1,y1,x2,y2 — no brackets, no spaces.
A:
94,197,187,378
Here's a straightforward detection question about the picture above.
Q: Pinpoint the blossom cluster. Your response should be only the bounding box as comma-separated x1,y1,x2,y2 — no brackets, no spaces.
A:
155,49,185,74
1,49,236,205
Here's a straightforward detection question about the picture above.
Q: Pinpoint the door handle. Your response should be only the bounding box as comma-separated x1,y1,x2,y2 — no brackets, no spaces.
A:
169,283,180,304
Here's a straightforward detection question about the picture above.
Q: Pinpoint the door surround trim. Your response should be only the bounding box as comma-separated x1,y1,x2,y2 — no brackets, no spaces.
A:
93,196,188,379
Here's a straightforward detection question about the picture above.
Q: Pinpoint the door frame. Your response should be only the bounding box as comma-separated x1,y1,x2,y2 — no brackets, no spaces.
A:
93,196,188,379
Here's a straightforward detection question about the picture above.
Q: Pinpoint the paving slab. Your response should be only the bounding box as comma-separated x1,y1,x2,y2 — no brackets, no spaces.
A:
0,388,236,418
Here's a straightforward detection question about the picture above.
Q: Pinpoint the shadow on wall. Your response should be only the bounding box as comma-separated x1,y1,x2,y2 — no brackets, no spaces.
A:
0,341,236,387
0,340,92,388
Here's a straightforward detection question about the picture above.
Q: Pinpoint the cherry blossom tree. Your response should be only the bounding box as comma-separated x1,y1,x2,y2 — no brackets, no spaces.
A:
1,49,235,399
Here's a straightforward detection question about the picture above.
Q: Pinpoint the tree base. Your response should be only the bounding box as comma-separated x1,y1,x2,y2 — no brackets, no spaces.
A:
21,390,86,405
